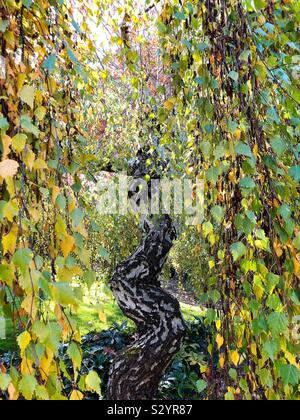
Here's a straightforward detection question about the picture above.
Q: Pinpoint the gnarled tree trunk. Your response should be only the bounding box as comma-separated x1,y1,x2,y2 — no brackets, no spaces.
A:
107,216,186,400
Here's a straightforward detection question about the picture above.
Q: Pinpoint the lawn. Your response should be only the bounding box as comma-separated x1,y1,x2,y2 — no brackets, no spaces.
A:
0,285,202,355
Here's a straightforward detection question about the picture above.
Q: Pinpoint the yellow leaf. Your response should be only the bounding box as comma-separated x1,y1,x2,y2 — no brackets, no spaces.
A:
250,342,257,356
216,334,224,349
228,169,237,184
17,74,26,93
274,239,283,258
0,159,19,179
24,148,35,170
3,199,18,222
186,166,194,176
4,31,15,49
99,311,107,323
17,331,31,354
19,85,36,109
164,96,176,111
1,135,12,159
230,350,240,367
12,133,27,153
47,77,57,94
215,320,221,331
52,186,60,204
68,196,76,213
253,144,259,159
40,353,54,381
219,354,225,369
70,390,84,400
233,129,241,141
8,383,19,400
2,224,18,255
57,266,82,282
32,158,48,171
293,257,300,280
34,106,46,121
35,90,43,105
60,234,75,258
21,295,37,320
85,371,101,395
20,358,34,375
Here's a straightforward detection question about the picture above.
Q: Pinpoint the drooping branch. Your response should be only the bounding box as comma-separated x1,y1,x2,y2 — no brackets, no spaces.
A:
107,216,186,400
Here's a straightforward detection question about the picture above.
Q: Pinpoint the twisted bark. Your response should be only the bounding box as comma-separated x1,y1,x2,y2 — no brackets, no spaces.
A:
107,216,186,400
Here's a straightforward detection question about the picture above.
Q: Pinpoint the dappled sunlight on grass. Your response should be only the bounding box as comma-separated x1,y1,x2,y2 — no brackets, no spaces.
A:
0,283,202,354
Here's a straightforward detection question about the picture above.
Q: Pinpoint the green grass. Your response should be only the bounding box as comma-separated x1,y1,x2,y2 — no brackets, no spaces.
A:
0,288,202,355
0,318,18,353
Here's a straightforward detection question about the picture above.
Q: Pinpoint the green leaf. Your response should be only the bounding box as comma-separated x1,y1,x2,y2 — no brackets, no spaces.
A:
51,283,78,306
266,294,281,310
226,119,239,133
56,194,67,210
211,205,224,223
67,342,82,371
228,71,239,82
279,204,291,221
262,340,278,362
12,248,33,273
259,368,273,388
280,364,300,386
67,47,80,65
254,0,267,10
196,379,207,393
267,312,288,337
91,221,100,232
266,107,280,124
12,133,27,153
0,373,11,391
42,54,56,73
175,11,186,20
21,115,40,137
0,20,9,33
224,391,235,400
98,246,110,260
229,368,237,381
0,116,9,131
239,50,250,62
85,371,101,395
293,233,300,251
240,177,256,190
235,142,253,158
70,208,84,228
156,21,168,34
200,141,211,158
19,374,37,400
206,166,222,184
196,42,209,51
266,273,280,294
230,242,247,262
208,289,221,304
0,263,14,284
202,221,213,237
22,0,33,8
288,166,300,182
83,270,96,289
270,136,286,157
